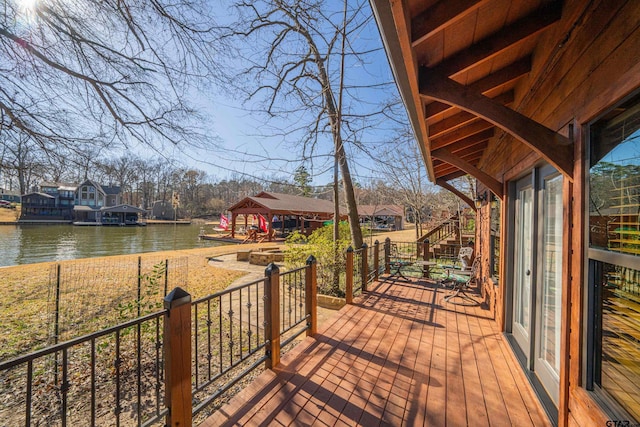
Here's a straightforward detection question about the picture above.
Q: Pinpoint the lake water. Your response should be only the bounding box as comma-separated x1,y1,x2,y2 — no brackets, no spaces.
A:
0,223,228,267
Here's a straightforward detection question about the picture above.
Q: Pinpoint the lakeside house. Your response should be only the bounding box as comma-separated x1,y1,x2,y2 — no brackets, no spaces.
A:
19,180,145,225
0,188,21,203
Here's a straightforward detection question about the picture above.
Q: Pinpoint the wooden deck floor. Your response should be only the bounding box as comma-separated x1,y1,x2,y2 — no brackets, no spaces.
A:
202,277,551,426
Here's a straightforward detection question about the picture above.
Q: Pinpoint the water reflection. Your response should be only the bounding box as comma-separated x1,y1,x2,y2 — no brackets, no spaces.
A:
0,224,225,267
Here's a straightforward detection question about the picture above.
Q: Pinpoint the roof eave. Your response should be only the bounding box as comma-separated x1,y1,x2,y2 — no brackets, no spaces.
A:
369,0,435,183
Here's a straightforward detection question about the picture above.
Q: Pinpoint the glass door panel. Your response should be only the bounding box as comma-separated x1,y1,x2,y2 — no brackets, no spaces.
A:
513,183,534,355
535,173,563,405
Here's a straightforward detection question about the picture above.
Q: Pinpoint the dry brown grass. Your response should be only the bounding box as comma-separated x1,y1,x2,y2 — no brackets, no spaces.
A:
0,206,19,222
0,242,285,360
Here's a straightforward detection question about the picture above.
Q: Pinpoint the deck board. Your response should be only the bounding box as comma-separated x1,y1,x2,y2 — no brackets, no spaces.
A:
202,278,551,427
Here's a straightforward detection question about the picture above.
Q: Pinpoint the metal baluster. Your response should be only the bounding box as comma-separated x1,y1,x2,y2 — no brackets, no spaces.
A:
194,303,199,388
26,360,32,427
207,299,212,381
228,293,234,366
137,323,142,427
154,317,161,420
61,348,69,427
239,287,243,358
246,290,253,353
218,295,223,375
115,331,121,427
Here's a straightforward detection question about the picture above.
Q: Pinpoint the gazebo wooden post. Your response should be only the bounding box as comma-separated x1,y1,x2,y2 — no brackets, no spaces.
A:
231,213,237,238
267,213,273,241
280,214,285,236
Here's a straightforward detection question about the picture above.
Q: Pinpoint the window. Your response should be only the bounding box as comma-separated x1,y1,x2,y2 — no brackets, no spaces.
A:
490,198,500,279
588,93,640,421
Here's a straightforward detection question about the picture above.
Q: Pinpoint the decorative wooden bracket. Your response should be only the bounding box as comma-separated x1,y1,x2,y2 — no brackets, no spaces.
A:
419,69,574,180
432,148,504,199
436,179,477,212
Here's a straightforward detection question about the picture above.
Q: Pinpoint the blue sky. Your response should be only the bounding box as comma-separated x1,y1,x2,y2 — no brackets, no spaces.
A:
168,0,409,187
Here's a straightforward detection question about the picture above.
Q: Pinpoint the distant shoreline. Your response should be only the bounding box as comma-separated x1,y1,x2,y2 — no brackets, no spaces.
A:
0,219,195,225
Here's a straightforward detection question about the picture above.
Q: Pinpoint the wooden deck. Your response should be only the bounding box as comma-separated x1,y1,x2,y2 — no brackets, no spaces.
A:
202,277,551,426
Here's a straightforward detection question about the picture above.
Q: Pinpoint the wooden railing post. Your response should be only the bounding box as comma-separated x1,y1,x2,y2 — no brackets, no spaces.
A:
163,287,192,427
374,240,380,281
423,239,430,278
305,255,317,337
361,243,368,292
346,247,353,304
384,238,391,275
264,263,281,369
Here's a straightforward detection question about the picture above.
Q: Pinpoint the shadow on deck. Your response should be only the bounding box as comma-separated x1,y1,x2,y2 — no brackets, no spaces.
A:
202,277,550,426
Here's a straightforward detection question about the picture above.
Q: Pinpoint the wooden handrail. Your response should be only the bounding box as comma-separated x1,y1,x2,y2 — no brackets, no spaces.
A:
419,212,460,245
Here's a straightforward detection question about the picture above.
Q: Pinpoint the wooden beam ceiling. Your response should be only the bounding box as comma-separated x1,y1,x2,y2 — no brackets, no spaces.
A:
436,178,477,211
411,0,491,47
374,0,571,203
432,148,504,198
426,90,514,120
430,120,494,151
429,2,562,78
420,70,574,179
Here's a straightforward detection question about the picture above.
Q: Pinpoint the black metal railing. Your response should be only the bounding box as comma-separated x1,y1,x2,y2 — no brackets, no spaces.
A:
0,311,168,427
352,247,364,295
279,266,311,347
191,277,268,416
1,257,320,426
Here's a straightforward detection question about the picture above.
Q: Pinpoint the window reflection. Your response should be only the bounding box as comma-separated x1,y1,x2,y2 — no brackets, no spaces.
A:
593,261,640,421
589,94,640,420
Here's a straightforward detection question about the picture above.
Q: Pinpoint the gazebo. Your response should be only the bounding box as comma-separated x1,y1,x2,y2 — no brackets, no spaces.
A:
227,192,341,241
357,204,404,230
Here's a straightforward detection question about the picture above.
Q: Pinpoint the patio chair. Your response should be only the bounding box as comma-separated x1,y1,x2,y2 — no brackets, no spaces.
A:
441,257,480,305
388,243,415,281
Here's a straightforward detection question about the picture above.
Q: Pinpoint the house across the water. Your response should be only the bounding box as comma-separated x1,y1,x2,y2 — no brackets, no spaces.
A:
19,180,146,225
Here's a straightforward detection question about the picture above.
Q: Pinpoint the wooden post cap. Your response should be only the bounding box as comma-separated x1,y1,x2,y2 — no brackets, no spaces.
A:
164,287,191,309
306,255,317,265
265,262,279,276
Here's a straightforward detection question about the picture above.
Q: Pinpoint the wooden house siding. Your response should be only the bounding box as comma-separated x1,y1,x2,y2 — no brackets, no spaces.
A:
371,0,640,425
475,4,640,425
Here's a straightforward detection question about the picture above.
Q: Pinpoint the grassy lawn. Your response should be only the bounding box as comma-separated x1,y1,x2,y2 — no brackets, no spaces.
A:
0,243,286,360
0,206,19,222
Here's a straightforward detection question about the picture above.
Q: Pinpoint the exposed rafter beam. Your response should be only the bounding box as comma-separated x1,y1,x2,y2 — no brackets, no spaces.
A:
469,57,532,93
432,131,493,163
431,120,494,151
426,90,514,119
432,148,504,198
449,140,489,158
411,0,490,47
423,58,529,119
439,170,468,182
431,2,562,78
421,71,574,179
429,112,478,138
434,151,485,175
436,179,477,212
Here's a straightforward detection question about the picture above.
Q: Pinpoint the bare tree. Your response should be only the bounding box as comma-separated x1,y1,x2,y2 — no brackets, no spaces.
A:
219,0,398,248
1,0,221,157
1,133,46,194
378,130,435,240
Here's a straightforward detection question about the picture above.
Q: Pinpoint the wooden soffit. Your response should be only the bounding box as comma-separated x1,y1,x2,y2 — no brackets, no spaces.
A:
370,0,574,201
